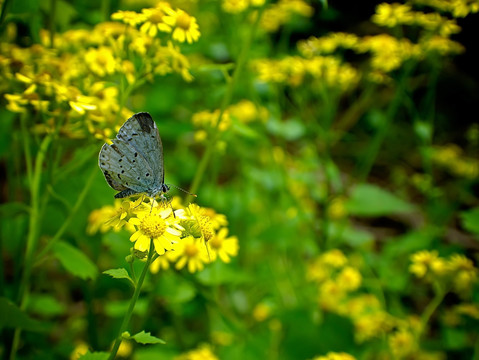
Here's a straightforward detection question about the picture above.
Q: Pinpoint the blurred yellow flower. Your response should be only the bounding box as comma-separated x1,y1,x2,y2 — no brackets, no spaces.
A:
312,352,356,360
169,236,210,273
409,250,441,278
222,0,249,13
85,46,117,77
448,254,478,292
337,266,362,291
207,228,239,263
111,10,146,26
388,329,417,358
163,8,201,43
140,5,172,37
253,302,272,322
175,344,218,360
372,3,414,27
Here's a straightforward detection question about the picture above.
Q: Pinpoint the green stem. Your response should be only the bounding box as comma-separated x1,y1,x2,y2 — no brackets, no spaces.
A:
107,240,154,360
358,62,415,181
416,286,446,340
187,8,264,200
34,165,98,265
10,132,53,360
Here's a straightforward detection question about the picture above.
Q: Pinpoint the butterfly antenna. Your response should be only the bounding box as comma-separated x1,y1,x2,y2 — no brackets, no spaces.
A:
167,184,197,197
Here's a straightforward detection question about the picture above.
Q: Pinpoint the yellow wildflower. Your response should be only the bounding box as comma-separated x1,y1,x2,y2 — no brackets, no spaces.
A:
206,228,239,263
140,5,172,37
252,302,272,322
174,344,218,360
409,250,441,278
337,266,362,291
111,10,146,26
169,236,210,273
372,3,414,27
222,0,249,13
129,208,183,255
321,249,348,268
163,8,201,44
448,254,478,292
85,46,117,77
312,352,356,360
388,329,417,358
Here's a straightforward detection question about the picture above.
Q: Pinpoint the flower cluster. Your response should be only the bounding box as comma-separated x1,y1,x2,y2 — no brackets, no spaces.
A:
431,144,479,179
1,2,198,142
260,0,314,32
253,55,359,91
89,198,239,274
410,250,478,294
174,344,218,360
191,99,268,145
311,352,356,360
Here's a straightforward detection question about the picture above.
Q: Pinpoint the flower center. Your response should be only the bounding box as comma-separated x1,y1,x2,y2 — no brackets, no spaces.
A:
149,10,164,24
199,216,214,242
209,235,223,250
176,13,191,29
140,215,166,239
185,242,199,257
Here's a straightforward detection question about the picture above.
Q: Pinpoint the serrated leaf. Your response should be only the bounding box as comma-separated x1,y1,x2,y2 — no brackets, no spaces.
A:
346,183,415,217
52,241,98,280
77,351,109,360
103,268,133,284
460,207,479,236
0,297,46,331
131,331,166,345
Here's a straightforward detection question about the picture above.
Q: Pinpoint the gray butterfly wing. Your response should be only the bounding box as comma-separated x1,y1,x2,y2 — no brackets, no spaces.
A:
117,112,164,186
99,139,156,195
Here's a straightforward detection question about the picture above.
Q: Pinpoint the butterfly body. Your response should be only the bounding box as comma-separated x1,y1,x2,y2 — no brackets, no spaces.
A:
99,112,169,199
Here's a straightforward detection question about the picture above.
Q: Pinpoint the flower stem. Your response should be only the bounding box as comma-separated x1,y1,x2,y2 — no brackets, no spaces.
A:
188,8,264,200
10,132,53,360
107,240,154,360
416,285,446,340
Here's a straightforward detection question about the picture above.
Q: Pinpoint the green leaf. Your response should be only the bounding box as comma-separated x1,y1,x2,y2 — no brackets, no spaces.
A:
77,351,109,360
28,294,66,317
0,297,46,331
460,207,479,236
103,268,134,284
346,183,415,217
130,330,166,345
52,241,98,280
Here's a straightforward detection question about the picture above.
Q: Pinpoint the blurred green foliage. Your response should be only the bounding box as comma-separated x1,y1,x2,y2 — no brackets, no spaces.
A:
0,0,478,359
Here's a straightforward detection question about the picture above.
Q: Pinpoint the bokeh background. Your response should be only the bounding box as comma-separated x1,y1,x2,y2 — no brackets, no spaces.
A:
1,0,479,359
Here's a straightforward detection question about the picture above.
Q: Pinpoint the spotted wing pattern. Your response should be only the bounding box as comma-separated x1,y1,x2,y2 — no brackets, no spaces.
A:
98,112,164,198
117,112,164,186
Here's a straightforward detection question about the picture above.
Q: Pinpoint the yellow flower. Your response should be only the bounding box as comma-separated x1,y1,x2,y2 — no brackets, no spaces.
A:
140,5,172,37
321,249,348,268
174,344,218,360
410,250,440,278
222,0,249,13
448,254,478,292
150,254,171,273
337,266,362,291
163,8,200,44
85,46,117,77
388,329,416,358
169,236,209,273
312,352,356,360
129,208,182,255
372,3,414,27
111,10,146,26
207,228,239,263
252,302,272,322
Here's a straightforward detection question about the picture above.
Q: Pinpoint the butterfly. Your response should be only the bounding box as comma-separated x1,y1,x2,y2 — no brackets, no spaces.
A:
98,112,170,201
